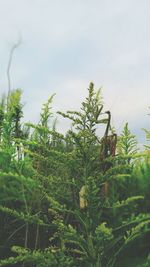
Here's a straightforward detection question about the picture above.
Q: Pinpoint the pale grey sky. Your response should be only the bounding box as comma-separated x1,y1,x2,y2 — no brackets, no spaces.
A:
0,0,150,143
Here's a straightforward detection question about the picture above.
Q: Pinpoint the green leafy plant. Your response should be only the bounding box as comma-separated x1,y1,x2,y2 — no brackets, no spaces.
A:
0,84,150,267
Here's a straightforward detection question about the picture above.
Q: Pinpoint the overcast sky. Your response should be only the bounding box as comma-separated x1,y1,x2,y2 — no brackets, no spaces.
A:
0,0,150,144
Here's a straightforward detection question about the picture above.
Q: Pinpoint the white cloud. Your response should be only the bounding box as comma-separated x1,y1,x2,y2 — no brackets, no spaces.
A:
0,0,150,141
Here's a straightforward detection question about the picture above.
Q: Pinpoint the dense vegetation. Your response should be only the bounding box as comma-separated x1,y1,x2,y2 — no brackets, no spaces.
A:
0,83,150,267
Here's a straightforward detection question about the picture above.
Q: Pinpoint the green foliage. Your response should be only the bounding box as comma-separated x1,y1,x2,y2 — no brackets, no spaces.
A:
138,254,150,267
58,82,104,181
117,122,138,164
0,246,74,267
0,84,150,267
